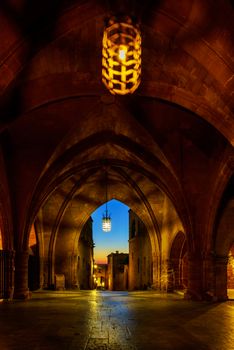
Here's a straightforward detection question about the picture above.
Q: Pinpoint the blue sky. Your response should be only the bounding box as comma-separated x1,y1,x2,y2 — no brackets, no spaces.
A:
91,199,129,264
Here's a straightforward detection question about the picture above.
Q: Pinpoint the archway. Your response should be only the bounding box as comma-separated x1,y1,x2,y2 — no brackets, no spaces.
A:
27,158,165,292
92,199,129,291
91,199,153,291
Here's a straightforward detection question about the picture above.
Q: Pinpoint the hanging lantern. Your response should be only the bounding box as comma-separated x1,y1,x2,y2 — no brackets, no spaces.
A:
102,16,141,95
102,212,111,232
102,170,111,232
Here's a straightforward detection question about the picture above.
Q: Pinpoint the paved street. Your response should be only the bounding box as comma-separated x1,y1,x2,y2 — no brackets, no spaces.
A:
0,290,233,350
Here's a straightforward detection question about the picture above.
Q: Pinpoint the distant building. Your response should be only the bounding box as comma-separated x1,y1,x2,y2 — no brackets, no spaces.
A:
107,251,128,291
93,264,107,289
128,210,152,290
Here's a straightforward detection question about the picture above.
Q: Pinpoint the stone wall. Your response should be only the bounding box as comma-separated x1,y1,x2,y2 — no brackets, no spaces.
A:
129,210,152,290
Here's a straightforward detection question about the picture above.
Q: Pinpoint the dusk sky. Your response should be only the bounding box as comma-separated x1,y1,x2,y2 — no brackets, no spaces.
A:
92,199,129,264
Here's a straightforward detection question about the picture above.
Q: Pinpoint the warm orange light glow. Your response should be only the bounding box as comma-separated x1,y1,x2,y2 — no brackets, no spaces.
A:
95,257,108,264
29,224,36,247
102,16,141,95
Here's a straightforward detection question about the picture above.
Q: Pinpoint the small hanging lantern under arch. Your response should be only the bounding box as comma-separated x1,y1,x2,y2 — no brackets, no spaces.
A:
102,211,111,232
102,16,141,95
102,170,111,232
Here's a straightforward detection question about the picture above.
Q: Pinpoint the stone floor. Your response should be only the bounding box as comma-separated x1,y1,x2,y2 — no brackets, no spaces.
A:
0,290,234,350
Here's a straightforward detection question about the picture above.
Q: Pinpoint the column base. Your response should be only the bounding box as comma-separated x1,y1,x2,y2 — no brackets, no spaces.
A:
184,289,203,301
4,287,14,300
213,294,228,302
14,289,31,300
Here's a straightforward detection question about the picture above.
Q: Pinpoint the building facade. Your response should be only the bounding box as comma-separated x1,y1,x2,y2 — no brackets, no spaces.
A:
93,264,107,289
107,252,128,291
129,210,153,290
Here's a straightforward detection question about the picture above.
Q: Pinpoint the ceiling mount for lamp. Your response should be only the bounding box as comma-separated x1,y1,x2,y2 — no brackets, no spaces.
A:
102,15,141,95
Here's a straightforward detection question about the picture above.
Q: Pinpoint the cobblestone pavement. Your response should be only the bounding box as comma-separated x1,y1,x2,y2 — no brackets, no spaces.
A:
0,290,233,349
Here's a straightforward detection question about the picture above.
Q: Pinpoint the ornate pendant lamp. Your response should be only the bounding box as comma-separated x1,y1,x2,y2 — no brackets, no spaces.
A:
102,16,141,95
102,172,111,232
102,207,111,232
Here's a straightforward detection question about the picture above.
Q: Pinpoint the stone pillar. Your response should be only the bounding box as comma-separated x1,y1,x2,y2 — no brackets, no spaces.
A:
214,255,228,301
0,250,15,299
184,253,203,300
71,254,79,289
201,252,215,300
14,250,30,299
43,257,49,289
128,240,136,290
151,253,159,289
161,259,174,292
171,257,180,290
166,259,174,292
39,256,45,289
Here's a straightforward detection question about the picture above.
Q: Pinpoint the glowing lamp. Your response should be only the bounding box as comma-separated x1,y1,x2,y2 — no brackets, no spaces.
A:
102,16,141,95
102,169,111,232
102,213,111,232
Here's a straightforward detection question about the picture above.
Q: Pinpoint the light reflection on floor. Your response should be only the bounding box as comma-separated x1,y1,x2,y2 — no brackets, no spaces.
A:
0,290,233,349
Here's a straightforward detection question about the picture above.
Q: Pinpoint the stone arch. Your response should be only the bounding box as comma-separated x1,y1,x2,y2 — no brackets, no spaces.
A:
24,145,189,291
19,97,198,295
18,93,199,258
47,170,161,290
23,124,184,246
29,158,164,290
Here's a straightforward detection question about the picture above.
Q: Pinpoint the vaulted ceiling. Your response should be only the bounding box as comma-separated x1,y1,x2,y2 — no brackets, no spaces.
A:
0,0,233,251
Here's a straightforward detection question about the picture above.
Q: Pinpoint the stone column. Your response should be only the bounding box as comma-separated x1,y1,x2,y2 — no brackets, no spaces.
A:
71,254,78,289
184,253,203,300
214,255,228,301
0,250,15,299
42,257,49,289
161,259,174,292
14,250,30,299
39,256,45,289
201,252,215,300
151,253,159,290
167,259,175,292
